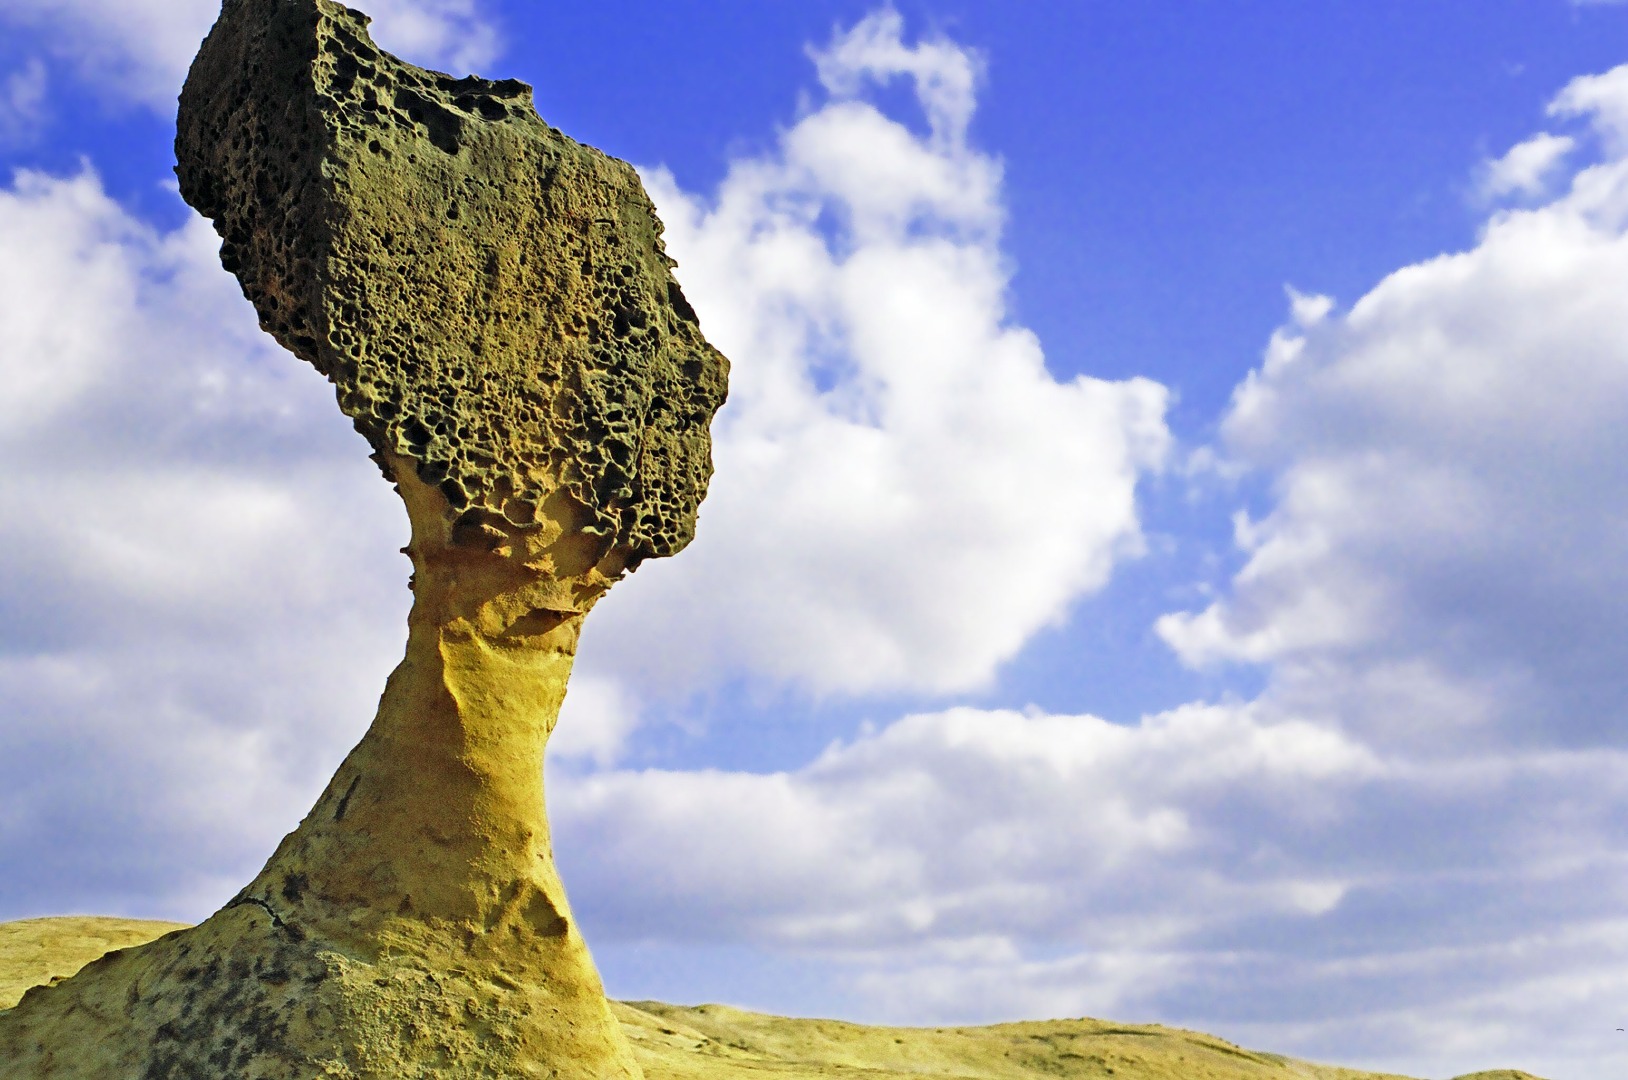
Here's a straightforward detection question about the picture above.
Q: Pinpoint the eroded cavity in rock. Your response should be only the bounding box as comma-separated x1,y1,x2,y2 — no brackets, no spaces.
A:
176,0,727,563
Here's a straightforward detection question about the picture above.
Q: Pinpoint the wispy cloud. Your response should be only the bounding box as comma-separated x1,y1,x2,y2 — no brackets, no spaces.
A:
0,59,49,144
1478,131,1575,200
0,0,500,112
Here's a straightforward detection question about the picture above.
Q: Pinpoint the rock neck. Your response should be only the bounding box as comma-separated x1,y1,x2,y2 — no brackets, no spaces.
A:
239,451,628,949
0,448,649,1077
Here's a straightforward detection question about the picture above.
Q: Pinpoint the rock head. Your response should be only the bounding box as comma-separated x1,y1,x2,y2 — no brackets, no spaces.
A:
0,1,728,1076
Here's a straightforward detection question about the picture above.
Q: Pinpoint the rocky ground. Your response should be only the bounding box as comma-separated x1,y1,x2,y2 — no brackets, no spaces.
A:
0,917,1542,1080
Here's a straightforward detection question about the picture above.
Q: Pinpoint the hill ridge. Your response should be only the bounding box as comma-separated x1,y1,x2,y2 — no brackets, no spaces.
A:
1,917,1542,1080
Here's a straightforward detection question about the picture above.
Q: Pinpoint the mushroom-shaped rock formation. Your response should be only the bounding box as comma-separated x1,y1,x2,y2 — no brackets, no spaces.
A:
0,1,728,1076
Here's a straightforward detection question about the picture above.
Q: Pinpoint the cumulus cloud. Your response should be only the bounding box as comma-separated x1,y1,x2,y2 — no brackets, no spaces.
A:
553,702,1628,1077
0,167,407,918
573,12,1169,712
1128,64,1628,1073
552,55,1628,1080
1159,64,1628,753
556,704,1380,953
0,0,499,112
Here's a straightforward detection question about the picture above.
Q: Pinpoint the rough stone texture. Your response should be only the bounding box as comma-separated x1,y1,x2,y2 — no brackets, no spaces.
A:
5,919,1534,1080
177,0,726,563
0,1,728,1077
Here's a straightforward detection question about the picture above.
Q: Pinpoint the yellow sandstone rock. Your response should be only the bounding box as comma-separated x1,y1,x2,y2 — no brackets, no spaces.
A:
0,0,727,1075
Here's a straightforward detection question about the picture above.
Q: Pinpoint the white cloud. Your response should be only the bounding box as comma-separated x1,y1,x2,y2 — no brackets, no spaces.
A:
554,703,1383,952
0,0,499,112
1478,131,1575,200
578,13,1169,706
0,167,407,918
0,59,48,143
552,55,1628,1080
0,0,216,110
811,9,983,146
552,675,644,767
1138,68,1628,1073
360,0,499,75
553,702,1628,1078
1159,67,1628,755
1551,63,1628,152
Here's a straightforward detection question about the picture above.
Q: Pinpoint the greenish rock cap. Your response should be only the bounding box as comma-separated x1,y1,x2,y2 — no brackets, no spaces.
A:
176,0,728,564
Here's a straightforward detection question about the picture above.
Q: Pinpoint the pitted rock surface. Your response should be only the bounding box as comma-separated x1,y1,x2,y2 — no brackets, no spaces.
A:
176,0,727,563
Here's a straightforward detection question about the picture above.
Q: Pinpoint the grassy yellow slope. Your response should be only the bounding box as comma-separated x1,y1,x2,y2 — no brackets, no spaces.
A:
1,918,1541,1080
0,916,190,1011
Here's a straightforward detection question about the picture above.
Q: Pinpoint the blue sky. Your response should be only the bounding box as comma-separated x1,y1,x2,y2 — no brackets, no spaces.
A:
4,2,1628,1078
